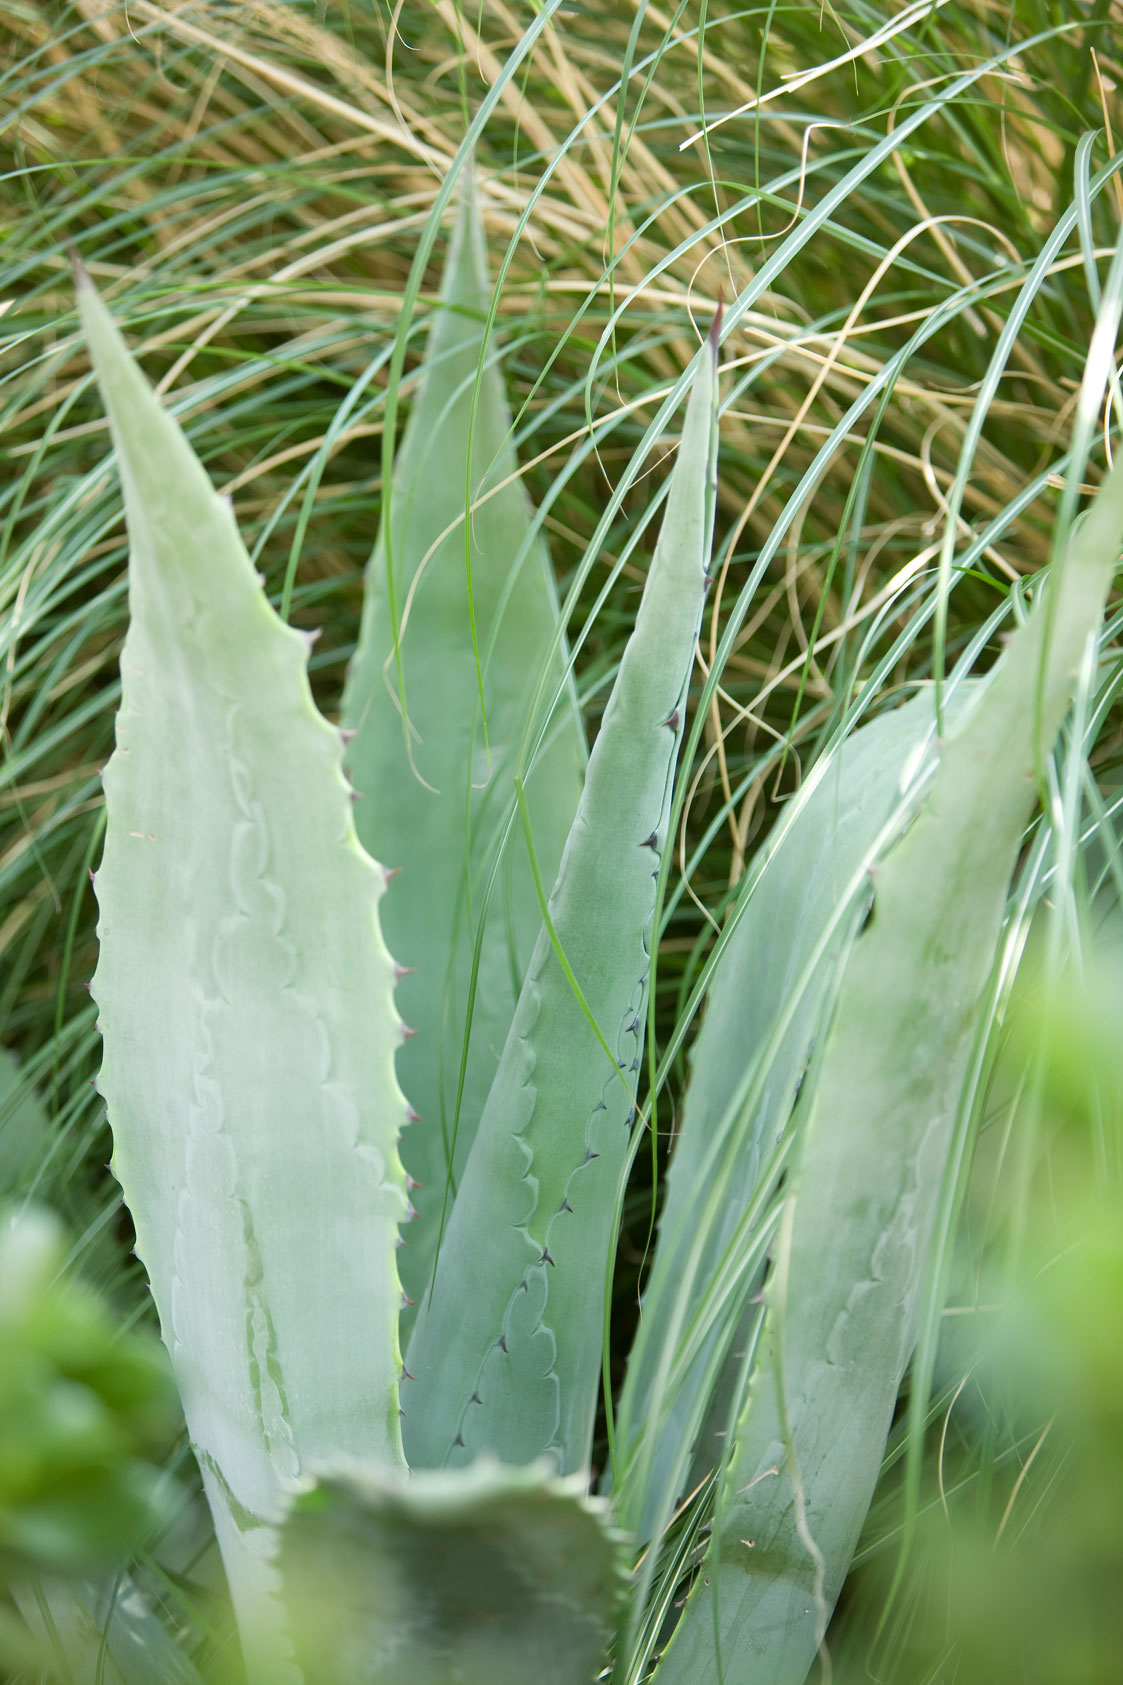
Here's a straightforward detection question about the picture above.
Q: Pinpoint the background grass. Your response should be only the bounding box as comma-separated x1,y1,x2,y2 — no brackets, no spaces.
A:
2,2,1121,1680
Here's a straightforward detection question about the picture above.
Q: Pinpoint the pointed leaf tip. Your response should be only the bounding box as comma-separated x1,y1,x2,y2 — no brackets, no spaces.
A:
709,289,724,354
68,244,89,289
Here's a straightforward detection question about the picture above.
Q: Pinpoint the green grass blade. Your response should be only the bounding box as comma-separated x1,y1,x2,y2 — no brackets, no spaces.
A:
0,1045,50,1198
340,177,585,1322
279,1458,625,1685
78,275,412,1679
403,323,720,1476
616,686,974,1548
652,454,1123,1685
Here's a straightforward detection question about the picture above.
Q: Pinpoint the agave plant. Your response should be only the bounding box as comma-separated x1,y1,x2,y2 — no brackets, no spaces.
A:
71,163,1123,1685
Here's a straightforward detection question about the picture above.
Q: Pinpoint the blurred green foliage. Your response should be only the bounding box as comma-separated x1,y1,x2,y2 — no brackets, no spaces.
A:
0,1199,180,1578
839,941,1123,1684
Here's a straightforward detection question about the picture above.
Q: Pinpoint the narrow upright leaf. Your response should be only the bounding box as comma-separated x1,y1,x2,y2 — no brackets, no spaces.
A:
78,276,412,1679
653,462,1123,1685
341,179,586,1319
404,324,720,1475
616,686,973,1544
279,1458,625,1685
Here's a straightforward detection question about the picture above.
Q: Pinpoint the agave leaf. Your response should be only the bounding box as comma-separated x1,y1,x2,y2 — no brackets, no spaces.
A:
78,275,411,1679
341,178,585,1321
278,1458,625,1685
404,323,720,1475
616,685,974,1546
653,461,1123,1685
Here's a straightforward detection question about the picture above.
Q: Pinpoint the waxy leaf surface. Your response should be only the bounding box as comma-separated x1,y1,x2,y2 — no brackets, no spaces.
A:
404,327,720,1475
341,182,585,1321
617,686,972,1545
655,460,1123,1685
80,279,411,1680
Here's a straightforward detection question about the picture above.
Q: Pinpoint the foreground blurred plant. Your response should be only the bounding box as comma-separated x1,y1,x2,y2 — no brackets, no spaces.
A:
0,1190,181,1680
27,155,1123,1685
832,947,1123,1685
0,1198,177,1579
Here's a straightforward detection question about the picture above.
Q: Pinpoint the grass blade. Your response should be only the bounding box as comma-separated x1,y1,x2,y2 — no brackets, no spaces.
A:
0,1045,50,1198
10,1573,209,1685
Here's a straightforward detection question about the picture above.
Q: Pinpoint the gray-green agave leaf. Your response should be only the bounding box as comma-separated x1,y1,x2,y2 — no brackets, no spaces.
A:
616,683,974,1548
404,320,721,1475
78,274,411,1681
341,178,585,1324
653,459,1123,1685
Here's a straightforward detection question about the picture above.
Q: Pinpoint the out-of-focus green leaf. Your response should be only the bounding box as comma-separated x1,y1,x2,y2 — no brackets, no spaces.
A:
341,178,585,1322
77,273,411,1679
278,1457,625,1685
839,948,1123,1685
404,323,720,1475
654,457,1123,1685
0,1202,178,1577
